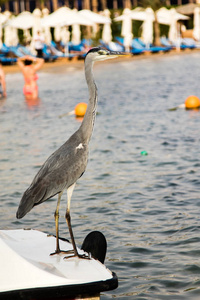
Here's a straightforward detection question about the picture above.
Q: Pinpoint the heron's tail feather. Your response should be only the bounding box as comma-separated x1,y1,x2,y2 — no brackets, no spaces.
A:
16,183,47,219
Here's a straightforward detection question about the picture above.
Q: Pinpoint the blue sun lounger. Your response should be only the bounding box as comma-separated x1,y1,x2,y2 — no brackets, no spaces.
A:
133,38,171,53
114,37,144,54
160,37,195,50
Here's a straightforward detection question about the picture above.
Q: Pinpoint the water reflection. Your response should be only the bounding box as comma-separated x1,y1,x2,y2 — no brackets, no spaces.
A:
0,97,7,111
25,97,41,108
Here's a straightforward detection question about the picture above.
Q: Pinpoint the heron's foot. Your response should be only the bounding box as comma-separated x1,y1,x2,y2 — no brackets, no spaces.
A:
50,249,74,256
64,252,91,260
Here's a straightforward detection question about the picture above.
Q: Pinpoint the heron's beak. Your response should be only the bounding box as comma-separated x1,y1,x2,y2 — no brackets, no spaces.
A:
107,50,130,58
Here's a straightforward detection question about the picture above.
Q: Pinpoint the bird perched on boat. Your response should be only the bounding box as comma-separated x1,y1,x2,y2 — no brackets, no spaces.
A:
16,47,125,258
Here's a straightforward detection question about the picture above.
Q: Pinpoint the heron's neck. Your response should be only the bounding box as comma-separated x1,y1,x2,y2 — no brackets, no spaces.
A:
79,59,97,144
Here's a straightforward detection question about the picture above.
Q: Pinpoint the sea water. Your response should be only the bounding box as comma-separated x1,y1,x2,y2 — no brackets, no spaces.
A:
1,51,200,300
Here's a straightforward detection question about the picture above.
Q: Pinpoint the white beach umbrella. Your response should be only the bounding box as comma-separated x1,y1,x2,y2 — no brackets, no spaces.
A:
124,32,133,51
114,8,146,34
3,10,11,20
114,6,148,46
0,10,11,48
92,23,98,37
3,12,19,47
114,8,133,51
156,7,171,24
11,27,19,46
32,8,42,37
71,23,81,44
141,7,154,46
114,7,131,23
173,10,190,21
79,9,110,38
156,7,189,25
42,7,93,27
193,7,200,40
156,7,189,46
168,8,179,44
121,9,132,49
23,29,31,44
41,7,70,27
54,25,61,42
2,11,12,47
102,9,112,43
30,8,42,54
4,26,12,46
8,11,34,29
4,16,19,47
4,24,19,46
0,12,9,25
42,8,52,45
0,27,3,49
60,26,70,44
79,9,111,24
130,7,147,21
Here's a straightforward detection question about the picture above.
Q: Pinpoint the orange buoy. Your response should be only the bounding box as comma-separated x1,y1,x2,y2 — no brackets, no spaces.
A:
185,95,200,109
74,102,87,117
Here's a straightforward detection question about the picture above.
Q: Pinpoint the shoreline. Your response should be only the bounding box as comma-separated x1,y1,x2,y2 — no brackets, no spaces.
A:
3,47,200,75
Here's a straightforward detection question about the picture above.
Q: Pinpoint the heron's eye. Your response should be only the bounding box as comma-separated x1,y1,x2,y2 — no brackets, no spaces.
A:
98,50,107,55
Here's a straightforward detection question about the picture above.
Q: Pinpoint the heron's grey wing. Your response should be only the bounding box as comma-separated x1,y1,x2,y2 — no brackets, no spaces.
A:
16,141,88,219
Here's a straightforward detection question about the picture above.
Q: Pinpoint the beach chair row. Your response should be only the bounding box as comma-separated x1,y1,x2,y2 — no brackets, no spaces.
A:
0,37,199,65
100,37,200,55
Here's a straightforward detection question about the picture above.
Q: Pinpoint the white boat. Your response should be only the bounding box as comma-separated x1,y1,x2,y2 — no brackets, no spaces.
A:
0,229,118,299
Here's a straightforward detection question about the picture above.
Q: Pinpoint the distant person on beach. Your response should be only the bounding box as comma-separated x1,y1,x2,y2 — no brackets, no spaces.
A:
33,31,45,58
17,55,44,100
0,62,7,98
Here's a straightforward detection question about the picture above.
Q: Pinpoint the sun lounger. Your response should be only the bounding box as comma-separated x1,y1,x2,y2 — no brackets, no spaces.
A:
115,37,124,45
0,55,17,65
114,37,144,54
1,44,10,54
50,41,77,59
81,39,92,47
17,45,35,56
181,38,197,49
42,44,58,62
134,38,171,53
9,46,24,57
115,37,168,54
0,44,18,64
99,40,125,52
160,36,195,50
67,42,87,59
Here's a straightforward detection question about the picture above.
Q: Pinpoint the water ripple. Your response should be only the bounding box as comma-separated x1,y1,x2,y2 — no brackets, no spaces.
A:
1,52,200,299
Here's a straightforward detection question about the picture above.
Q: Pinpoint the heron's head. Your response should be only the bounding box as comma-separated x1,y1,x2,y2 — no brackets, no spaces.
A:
85,47,125,62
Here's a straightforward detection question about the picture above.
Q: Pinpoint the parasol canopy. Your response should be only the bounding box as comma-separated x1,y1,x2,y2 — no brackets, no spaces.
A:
79,9,111,24
7,11,34,29
176,3,200,15
41,7,93,27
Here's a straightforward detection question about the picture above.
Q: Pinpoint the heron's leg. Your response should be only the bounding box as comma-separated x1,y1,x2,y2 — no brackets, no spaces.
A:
65,183,79,256
55,191,63,253
64,183,90,260
50,191,63,255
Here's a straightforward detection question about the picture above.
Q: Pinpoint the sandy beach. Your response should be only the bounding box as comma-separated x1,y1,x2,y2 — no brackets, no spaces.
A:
3,47,199,75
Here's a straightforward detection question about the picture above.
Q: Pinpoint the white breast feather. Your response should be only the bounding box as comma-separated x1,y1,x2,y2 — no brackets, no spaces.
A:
76,143,84,150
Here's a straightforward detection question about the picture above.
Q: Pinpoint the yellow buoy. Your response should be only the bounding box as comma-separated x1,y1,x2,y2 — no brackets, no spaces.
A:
185,95,200,109
74,102,87,117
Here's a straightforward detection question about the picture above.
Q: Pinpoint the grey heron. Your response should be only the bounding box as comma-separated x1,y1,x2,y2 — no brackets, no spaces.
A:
16,47,125,258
